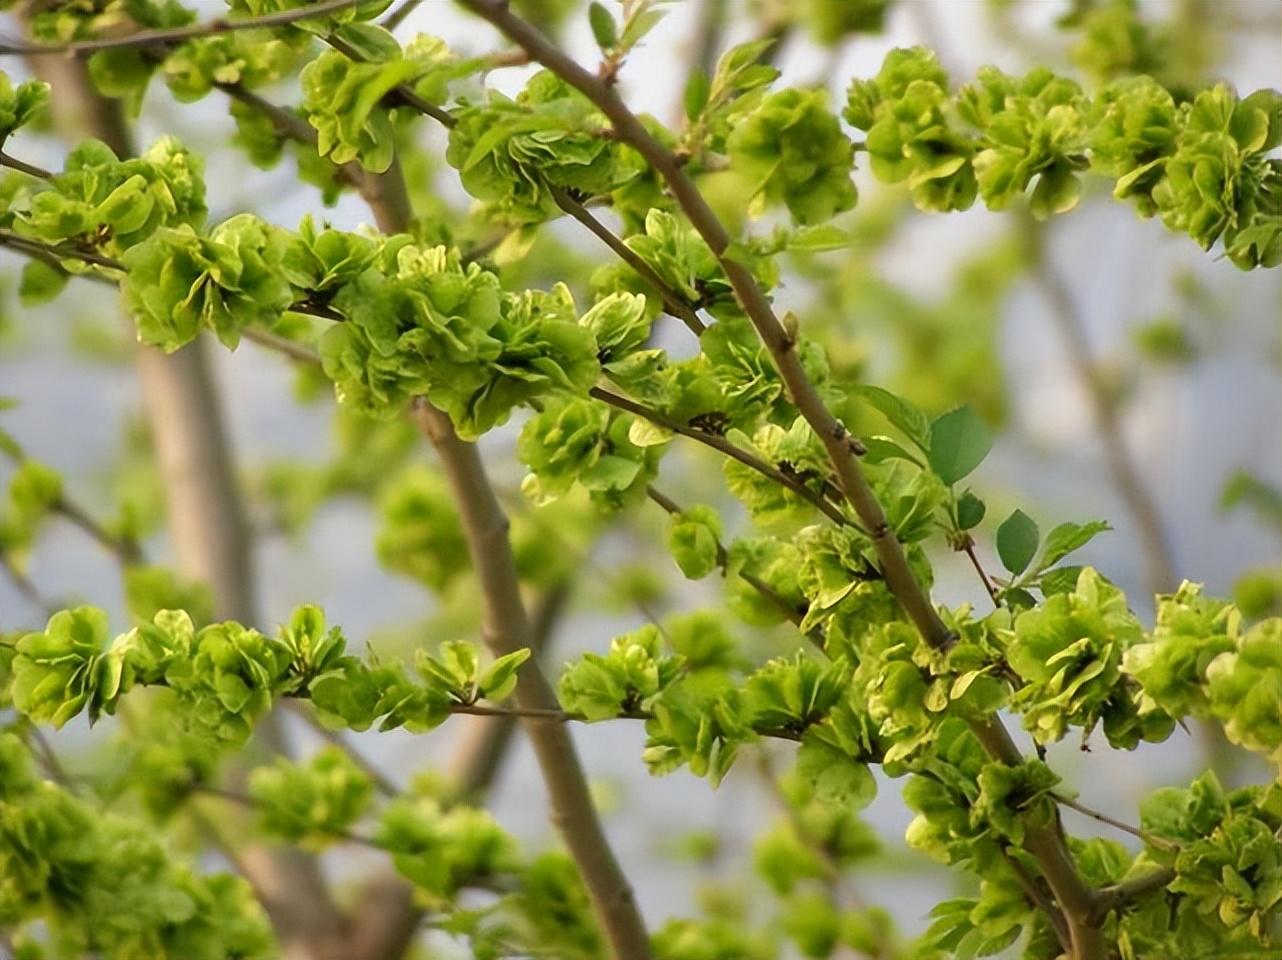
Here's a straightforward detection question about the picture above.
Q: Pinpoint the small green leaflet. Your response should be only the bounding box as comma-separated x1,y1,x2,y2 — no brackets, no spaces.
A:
996,509,1039,576
852,385,930,451
1041,520,1111,569
588,2,618,49
928,405,992,486
956,490,986,530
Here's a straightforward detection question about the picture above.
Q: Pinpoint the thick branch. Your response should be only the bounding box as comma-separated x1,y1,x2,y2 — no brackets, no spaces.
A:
455,6,1106,958
413,401,652,960
444,582,571,800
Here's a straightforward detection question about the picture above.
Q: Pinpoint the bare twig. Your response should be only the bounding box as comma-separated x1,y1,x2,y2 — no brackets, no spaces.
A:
962,539,1001,607
0,551,57,615
53,494,142,565
0,148,52,179
1053,792,1178,850
288,704,400,798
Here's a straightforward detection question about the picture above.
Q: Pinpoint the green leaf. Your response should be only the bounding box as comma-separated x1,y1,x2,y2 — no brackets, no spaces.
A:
477,649,531,702
588,2,618,49
996,510,1039,576
860,435,922,466
956,490,986,530
1040,520,1111,570
852,385,930,451
684,68,710,121
788,224,855,251
18,260,68,306
666,505,723,580
928,406,992,485
796,731,876,811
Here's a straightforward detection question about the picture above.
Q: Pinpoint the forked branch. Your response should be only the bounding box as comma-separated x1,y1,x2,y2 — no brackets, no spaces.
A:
453,4,1107,957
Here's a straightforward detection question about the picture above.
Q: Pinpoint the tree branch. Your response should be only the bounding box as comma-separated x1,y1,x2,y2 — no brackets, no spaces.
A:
550,186,706,334
0,550,57,616
591,385,851,527
413,400,652,960
0,0,360,56
1091,865,1176,919
20,44,348,960
453,6,1107,958
1054,792,1177,850
643,483,819,639
333,104,650,958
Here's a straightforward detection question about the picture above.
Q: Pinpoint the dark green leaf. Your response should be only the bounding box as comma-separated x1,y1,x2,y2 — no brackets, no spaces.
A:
928,406,992,485
996,509,1039,576
957,490,986,530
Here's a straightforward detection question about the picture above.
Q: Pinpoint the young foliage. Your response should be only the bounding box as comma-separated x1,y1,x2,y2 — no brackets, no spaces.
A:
0,5,1278,960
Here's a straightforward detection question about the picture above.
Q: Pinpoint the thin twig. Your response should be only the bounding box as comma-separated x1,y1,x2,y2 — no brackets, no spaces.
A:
0,0,361,56
54,495,142,565
1053,792,1178,851
26,725,73,787
550,186,706,334
591,386,851,527
0,227,344,323
0,148,52,179
0,228,124,270
193,783,384,848
380,0,424,32
1091,866,1177,918
287,703,400,798
962,539,1001,607
755,749,888,960
643,483,819,640
0,551,57,615
241,326,326,367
